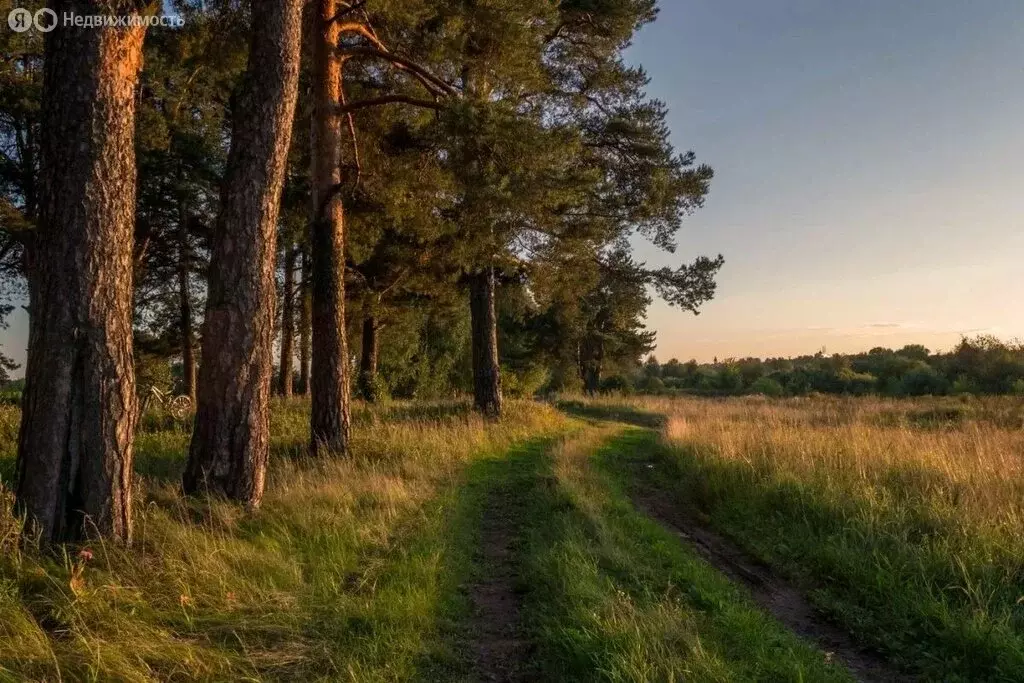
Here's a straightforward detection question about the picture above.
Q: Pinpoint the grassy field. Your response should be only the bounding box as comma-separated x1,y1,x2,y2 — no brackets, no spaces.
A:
576,394,1024,682
0,398,860,682
0,401,572,680
3,394,1022,680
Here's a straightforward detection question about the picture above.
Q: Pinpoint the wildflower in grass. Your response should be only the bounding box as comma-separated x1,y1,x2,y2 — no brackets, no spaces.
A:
70,549,93,596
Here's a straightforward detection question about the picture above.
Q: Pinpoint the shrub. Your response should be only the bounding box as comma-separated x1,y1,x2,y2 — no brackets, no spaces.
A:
750,376,785,397
600,374,634,394
716,364,744,393
899,364,949,396
135,353,175,395
504,365,550,398
952,377,981,395
836,369,877,396
637,375,666,394
362,374,390,402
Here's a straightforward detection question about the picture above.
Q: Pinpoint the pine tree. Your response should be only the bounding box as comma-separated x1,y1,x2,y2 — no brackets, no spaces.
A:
184,0,304,506
0,0,42,375
133,4,246,401
308,0,352,454
305,0,455,449
344,109,460,401
16,0,149,544
423,0,721,406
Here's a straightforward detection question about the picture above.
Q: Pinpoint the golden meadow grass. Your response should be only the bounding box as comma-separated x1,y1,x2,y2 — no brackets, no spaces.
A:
643,395,1024,535
529,425,848,681
4,394,1024,680
582,394,1024,678
0,398,862,682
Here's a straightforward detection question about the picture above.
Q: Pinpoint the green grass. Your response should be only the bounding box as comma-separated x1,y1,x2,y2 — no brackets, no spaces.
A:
0,400,570,680
0,398,862,681
577,395,1024,682
461,425,851,681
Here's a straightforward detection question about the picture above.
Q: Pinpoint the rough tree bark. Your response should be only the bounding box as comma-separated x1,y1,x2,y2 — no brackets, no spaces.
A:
16,3,146,544
468,268,503,417
358,313,379,402
298,248,312,395
179,199,196,401
183,0,304,505
582,363,601,395
309,0,351,455
278,242,297,397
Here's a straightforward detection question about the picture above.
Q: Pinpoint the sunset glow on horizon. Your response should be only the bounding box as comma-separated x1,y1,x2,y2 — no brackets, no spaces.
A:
628,0,1024,362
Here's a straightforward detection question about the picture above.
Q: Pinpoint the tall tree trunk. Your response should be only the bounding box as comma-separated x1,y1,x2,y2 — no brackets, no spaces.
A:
298,248,312,395
179,199,196,401
309,0,351,455
582,364,601,395
579,339,603,395
468,268,502,417
358,313,379,402
16,6,146,544
184,0,304,506
278,242,296,397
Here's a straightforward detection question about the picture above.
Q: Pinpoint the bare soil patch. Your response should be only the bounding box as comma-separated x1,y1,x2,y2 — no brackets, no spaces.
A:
466,489,531,682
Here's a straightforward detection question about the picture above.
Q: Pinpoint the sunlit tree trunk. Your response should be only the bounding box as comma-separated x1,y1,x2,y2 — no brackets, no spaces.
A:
469,267,502,417
309,0,351,455
16,5,146,544
184,0,304,506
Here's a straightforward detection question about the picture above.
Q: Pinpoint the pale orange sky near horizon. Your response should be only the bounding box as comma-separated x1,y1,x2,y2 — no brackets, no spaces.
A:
627,1,1024,363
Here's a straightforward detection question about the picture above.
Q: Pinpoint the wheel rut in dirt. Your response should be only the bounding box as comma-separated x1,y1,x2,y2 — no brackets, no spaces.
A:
632,484,909,683
466,484,531,682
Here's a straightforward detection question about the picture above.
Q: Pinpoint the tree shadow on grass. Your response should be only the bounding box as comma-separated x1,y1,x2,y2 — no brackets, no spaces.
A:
431,427,849,682
133,428,328,486
556,400,667,429
138,432,561,682
134,440,188,484
268,435,560,681
360,400,476,425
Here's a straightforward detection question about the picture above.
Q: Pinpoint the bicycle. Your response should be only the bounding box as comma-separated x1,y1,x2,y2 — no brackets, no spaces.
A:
140,385,193,420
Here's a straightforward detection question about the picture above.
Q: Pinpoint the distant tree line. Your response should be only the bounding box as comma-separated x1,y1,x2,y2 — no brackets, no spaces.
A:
624,336,1024,398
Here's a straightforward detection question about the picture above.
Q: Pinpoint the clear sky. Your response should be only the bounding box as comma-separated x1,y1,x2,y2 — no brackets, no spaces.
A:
628,0,1024,362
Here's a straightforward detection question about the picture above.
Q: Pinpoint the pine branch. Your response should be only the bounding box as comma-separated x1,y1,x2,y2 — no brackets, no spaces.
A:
327,1,368,24
336,95,444,114
338,46,458,98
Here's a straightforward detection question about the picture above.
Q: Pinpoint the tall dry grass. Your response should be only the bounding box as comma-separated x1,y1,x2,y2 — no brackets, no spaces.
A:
659,395,1024,530
589,394,1024,678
